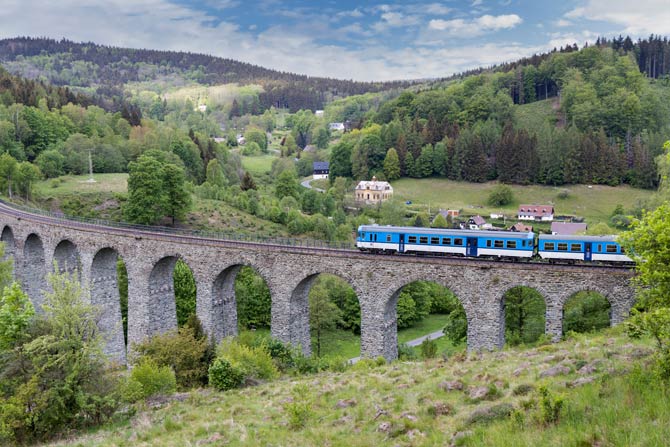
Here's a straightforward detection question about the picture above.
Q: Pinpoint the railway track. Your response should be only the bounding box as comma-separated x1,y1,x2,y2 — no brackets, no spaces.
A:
0,200,634,274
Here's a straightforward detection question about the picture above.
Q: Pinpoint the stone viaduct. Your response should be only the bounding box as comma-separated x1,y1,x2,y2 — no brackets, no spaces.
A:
0,201,636,364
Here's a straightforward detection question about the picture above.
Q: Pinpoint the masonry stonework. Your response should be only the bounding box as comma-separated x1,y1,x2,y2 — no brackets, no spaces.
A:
0,207,637,363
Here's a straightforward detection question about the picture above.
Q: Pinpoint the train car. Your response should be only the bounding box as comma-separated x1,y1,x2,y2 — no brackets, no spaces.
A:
356,225,535,258
537,234,632,263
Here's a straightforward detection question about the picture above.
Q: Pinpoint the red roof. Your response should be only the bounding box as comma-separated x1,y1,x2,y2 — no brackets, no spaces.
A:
518,204,554,218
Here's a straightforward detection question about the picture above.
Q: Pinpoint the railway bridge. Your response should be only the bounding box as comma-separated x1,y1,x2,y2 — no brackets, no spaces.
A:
0,201,636,364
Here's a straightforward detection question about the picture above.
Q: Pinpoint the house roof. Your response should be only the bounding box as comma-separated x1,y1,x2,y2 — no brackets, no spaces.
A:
469,215,486,226
518,204,554,217
313,161,329,170
550,222,587,235
355,176,393,191
510,222,533,232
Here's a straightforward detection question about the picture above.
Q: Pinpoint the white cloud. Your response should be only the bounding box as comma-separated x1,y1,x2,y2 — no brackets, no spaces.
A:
564,0,670,35
424,3,452,15
554,19,571,27
203,0,239,10
547,30,599,49
428,14,522,37
471,0,483,6
0,0,539,82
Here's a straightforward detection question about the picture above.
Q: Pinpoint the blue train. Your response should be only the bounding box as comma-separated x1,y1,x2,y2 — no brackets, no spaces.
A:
356,225,632,264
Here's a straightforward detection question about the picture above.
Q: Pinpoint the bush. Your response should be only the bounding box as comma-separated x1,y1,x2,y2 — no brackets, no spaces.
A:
466,403,514,425
131,323,212,389
130,360,177,398
420,339,438,359
216,338,279,381
208,358,244,391
487,185,514,206
285,384,312,430
398,343,419,361
538,385,564,425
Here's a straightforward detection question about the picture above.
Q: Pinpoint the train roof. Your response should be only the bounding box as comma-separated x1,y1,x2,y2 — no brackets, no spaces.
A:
358,225,534,238
538,234,619,242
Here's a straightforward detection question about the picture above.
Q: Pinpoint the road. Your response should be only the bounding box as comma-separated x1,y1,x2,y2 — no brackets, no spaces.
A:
300,178,325,192
348,329,445,364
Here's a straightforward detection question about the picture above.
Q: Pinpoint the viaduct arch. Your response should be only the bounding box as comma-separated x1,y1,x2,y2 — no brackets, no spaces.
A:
0,202,636,364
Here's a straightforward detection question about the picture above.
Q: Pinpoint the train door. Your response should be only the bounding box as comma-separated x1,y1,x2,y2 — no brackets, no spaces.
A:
466,237,478,257
584,242,592,261
399,234,405,253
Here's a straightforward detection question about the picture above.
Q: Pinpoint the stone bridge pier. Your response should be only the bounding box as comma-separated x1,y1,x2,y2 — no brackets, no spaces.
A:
0,203,638,365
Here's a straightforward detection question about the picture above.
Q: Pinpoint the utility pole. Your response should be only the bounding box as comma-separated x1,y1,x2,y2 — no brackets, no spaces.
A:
87,149,96,183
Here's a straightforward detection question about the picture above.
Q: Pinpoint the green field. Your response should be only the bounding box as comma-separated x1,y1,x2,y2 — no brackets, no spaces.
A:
392,178,653,225
33,173,128,197
240,153,277,175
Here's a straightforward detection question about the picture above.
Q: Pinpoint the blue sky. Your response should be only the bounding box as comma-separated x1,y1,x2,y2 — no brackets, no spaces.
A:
1,0,669,81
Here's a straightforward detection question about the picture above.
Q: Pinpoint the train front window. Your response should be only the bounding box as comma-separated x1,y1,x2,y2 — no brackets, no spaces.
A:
558,243,568,251
408,236,417,243
570,243,581,251
507,240,517,249
606,244,618,253
419,236,428,244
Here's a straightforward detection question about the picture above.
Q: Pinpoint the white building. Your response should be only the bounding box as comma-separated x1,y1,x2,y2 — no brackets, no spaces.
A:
355,176,393,204
518,204,554,221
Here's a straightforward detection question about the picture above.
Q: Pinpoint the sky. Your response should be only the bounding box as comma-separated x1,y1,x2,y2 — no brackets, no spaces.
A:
1,0,670,81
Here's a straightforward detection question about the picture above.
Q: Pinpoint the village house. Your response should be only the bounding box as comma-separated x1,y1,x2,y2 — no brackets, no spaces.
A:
312,161,330,180
355,176,393,204
518,204,554,221
551,222,588,235
509,222,534,232
467,215,487,230
329,122,345,131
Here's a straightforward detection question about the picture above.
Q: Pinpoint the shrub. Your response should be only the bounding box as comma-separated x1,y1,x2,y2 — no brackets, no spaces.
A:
130,360,177,398
466,403,514,425
285,384,312,430
420,339,438,359
131,323,211,389
398,343,419,361
208,358,244,391
487,185,514,206
538,385,564,425
216,338,279,380
512,383,535,396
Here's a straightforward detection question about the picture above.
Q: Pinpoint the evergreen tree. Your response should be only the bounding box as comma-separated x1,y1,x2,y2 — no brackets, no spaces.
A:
432,141,448,176
162,163,192,225
240,171,257,191
383,148,401,181
415,144,434,178
329,141,353,180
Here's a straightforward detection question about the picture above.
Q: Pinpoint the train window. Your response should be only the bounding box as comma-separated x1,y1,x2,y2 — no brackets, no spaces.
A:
386,235,392,242
373,234,377,241
442,237,451,245
598,244,602,252
454,238,463,245
570,243,581,251
543,242,555,251
507,240,517,249
494,240,504,248
558,243,568,251
431,237,439,244
408,236,417,244
486,240,492,247
419,236,428,244
606,244,618,253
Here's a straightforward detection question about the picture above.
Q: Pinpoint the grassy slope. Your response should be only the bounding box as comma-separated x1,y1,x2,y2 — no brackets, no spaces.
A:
393,179,652,226
514,98,557,130
46,328,667,447
31,173,290,237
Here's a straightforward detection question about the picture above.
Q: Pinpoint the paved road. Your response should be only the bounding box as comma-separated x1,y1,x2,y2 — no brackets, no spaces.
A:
300,178,325,193
348,329,445,364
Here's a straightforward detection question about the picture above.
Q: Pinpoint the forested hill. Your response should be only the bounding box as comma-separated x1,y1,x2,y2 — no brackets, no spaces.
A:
0,37,411,112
